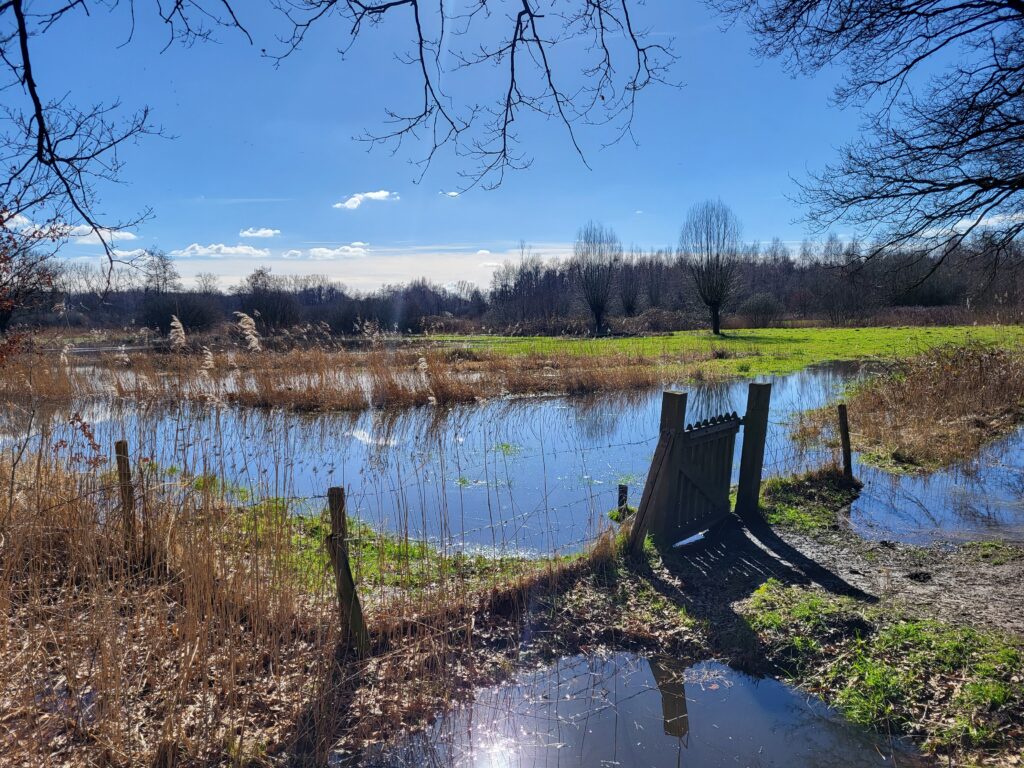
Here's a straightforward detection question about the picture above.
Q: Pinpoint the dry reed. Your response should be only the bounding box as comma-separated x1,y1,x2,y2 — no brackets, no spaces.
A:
0,339,719,416
0,430,595,765
795,342,1024,468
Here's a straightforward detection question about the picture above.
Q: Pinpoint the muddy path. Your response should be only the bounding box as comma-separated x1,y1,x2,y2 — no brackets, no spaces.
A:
660,514,1024,667
780,524,1024,636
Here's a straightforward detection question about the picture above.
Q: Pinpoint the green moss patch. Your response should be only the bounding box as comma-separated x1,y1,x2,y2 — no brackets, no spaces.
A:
759,466,862,533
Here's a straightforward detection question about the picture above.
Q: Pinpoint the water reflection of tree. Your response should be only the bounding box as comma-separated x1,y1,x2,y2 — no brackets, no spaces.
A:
567,391,651,442
685,381,739,425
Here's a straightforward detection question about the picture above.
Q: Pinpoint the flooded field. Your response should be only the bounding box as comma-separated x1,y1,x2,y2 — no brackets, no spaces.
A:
354,652,927,767
9,362,1024,552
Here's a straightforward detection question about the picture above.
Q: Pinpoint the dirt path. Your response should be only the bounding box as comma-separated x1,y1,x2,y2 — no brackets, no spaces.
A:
656,514,1024,669
781,525,1024,637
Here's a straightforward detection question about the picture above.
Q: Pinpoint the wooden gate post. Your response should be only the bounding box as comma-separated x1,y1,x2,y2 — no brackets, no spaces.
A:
326,486,370,655
660,390,688,433
617,484,629,517
627,391,687,555
837,403,853,481
114,440,136,551
735,383,772,521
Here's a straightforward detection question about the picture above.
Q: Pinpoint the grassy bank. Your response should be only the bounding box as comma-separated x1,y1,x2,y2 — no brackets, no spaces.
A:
746,580,1024,755
0,447,585,765
441,325,1024,377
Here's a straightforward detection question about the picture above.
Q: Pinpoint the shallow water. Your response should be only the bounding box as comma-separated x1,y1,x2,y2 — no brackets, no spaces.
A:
350,653,927,768
9,362,1024,551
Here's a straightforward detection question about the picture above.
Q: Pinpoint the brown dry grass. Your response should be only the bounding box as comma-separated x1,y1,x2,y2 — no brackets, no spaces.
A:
0,432,600,766
0,343,697,414
795,342,1024,469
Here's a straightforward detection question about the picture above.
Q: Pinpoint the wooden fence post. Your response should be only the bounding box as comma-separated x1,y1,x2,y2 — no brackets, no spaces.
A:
327,486,370,656
628,391,687,555
735,383,772,521
837,403,853,481
617,484,628,517
114,440,135,551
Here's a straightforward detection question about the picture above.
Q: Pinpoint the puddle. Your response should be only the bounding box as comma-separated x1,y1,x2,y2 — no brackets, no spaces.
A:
350,653,928,767
7,362,1024,550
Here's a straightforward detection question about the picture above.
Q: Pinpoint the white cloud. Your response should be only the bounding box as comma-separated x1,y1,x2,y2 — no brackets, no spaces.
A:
476,249,491,255
333,190,399,210
171,243,271,259
3,213,32,230
239,227,281,238
70,226,139,245
350,241,369,247
441,191,460,198
282,249,303,260
921,213,1024,238
308,244,369,260
113,248,149,259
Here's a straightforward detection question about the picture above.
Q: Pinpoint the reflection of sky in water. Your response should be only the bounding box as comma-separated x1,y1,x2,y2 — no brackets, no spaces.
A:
353,653,926,768
8,362,1024,552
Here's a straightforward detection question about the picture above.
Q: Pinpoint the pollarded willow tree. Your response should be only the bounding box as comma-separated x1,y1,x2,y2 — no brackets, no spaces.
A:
571,221,621,334
713,0,1024,281
679,199,741,335
0,0,677,264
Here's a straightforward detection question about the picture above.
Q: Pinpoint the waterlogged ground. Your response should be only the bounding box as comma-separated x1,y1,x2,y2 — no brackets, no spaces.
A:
353,652,927,768
8,361,1024,552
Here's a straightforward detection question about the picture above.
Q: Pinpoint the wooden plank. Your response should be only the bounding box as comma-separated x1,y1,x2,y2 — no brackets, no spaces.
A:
627,429,676,556
677,462,728,514
679,418,741,441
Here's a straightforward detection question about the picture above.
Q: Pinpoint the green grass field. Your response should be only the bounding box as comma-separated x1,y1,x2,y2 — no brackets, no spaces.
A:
440,325,1024,377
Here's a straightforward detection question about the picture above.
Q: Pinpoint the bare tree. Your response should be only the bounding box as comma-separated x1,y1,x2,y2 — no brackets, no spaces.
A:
194,272,222,295
714,0,1024,279
679,199,741,334
619,248,642,317
141,249,181,295
571,221,621,334
0,221,58,334
1,0,676,267
642,248,671,309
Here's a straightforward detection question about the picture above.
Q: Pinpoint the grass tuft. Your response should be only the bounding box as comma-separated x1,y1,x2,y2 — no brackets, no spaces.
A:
759,465,862,532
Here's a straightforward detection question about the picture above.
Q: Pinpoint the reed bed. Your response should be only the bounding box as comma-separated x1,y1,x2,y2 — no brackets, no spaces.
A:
0,342,715,414
794,342,1024,468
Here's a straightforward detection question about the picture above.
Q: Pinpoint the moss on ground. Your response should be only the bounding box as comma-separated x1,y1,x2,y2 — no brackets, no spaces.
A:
607,504,637,524
962,541,1024,566
745,579,1024,757
759,465,862,533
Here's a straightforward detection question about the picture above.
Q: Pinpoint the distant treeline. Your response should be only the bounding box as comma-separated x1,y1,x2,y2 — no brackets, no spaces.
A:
30,234,1024,337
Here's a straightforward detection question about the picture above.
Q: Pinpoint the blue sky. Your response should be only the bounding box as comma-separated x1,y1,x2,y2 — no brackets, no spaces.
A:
38,2,857,290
